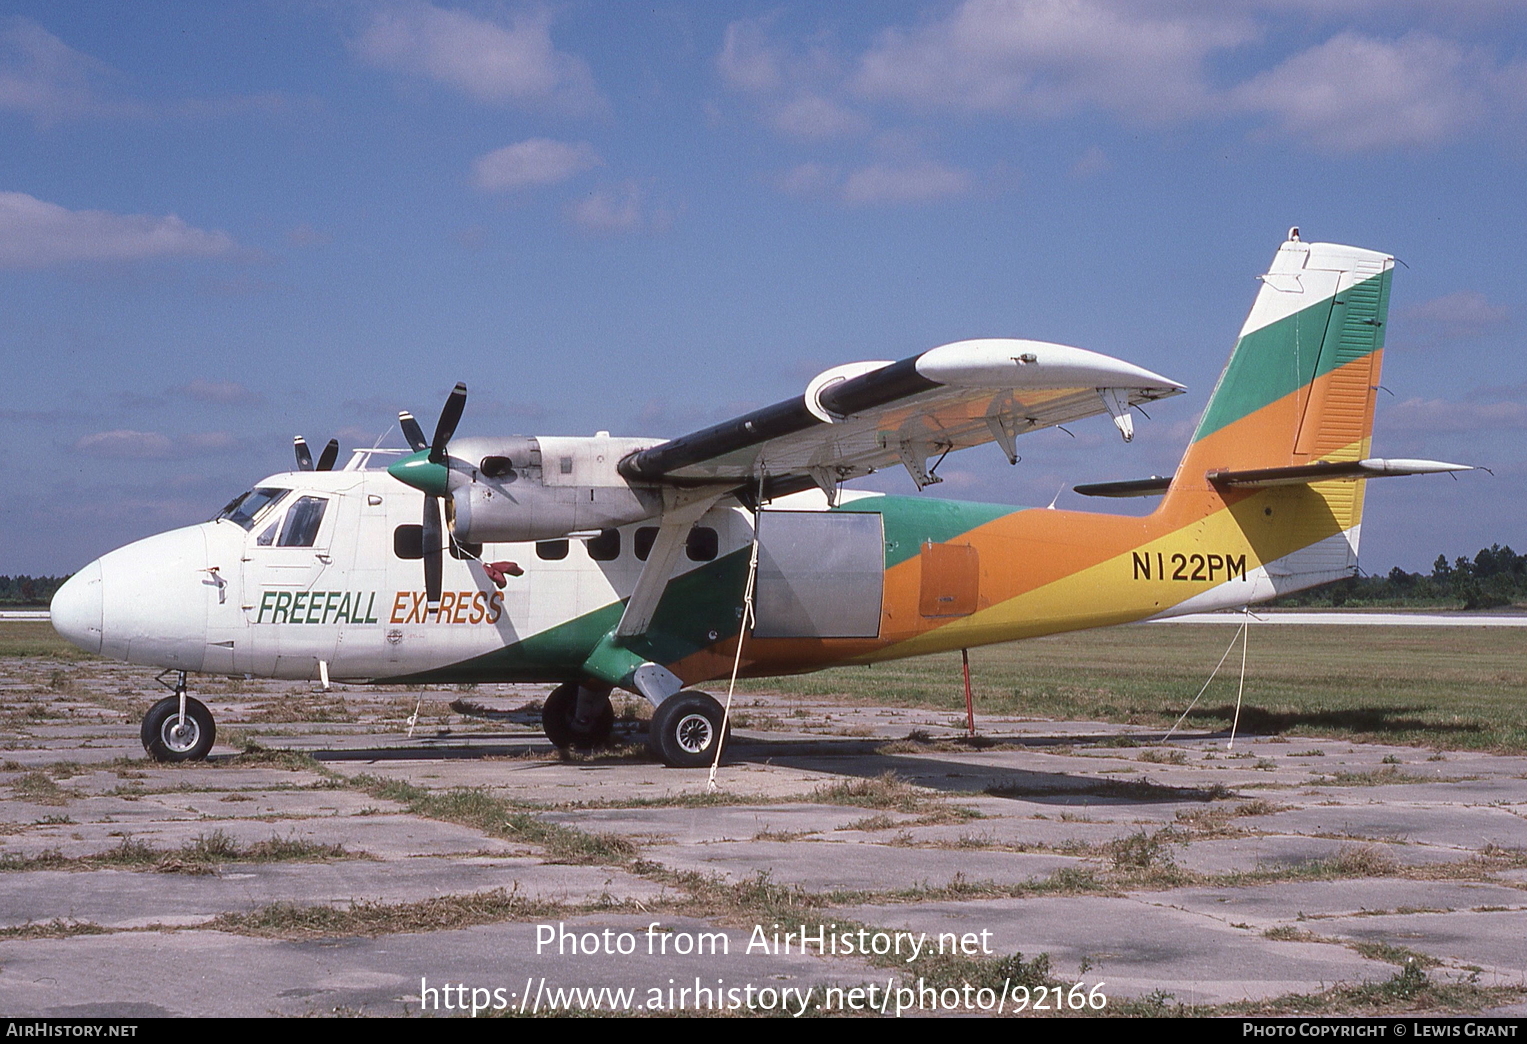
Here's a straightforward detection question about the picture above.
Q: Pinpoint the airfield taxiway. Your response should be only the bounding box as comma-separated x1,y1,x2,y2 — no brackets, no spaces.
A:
1,655,1525,1017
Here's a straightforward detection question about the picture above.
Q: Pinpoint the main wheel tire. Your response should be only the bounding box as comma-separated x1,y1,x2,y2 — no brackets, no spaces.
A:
647,691,728,768
541,682,615,751
141,696,216,763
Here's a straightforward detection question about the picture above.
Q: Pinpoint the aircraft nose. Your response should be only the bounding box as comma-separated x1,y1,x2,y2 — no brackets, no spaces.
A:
51,559,104,655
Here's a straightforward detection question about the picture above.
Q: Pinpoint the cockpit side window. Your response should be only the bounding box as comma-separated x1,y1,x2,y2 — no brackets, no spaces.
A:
217,487,290,530
276,497,328,547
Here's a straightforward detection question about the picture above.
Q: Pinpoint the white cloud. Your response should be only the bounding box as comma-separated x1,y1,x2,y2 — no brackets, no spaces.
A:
567,182,668,235
717,18,783,93
174,379,263,406
777,161,972,205
0,18,138,122
471,138,601,192
1397,290,1512,346
352,2,602,113
768,93,868,139
775,162,840,198
0,191,237,269
1231,32,1496,149
0,18,292,123
1404,291,1510,328
72,429,240,459
725,4,1527,156
841,162,971,204
850,0,1255,123
73,430,174,459
1384,397,1527,432
717,17,867,140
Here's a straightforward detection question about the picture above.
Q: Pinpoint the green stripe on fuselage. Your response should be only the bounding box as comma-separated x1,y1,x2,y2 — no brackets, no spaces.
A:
385,547,753,684
1193,270,1389,443
387,495,1022,684
840,495,1016,568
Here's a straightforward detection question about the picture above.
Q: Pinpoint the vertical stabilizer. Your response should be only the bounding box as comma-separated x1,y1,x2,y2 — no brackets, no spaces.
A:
1158,231,1394,604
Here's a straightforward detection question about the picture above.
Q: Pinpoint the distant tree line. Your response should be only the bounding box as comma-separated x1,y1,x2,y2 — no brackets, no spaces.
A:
0,576,66,606
1271,544,1527,610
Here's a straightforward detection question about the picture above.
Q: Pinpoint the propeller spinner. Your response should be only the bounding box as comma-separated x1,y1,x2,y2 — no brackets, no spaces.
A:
388,383,468,611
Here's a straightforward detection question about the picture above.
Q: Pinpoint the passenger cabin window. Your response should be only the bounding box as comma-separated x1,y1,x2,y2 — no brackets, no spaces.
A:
394,525,423,560
217,487,289,530
276,497,327,547
634,527,658,561
536,540,568,561
686,526,719,562
450,539,483,561
586,529,619,561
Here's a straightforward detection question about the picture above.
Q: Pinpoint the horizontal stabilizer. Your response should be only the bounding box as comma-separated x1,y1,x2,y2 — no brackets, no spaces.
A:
1207,457,1473,488
1076,458,1470,498
1073,476,1172,498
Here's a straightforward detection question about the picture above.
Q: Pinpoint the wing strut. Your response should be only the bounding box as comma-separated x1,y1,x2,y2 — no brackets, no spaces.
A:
581,487,729,704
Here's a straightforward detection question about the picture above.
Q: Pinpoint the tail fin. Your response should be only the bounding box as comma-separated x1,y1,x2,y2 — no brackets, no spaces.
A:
1159,231,1394,600
1174,230,1394,483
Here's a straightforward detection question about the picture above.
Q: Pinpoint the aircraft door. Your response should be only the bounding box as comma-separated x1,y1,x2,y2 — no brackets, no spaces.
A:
331,488,389,679
242,492,341,679
753,510,884,638
203,522,248,675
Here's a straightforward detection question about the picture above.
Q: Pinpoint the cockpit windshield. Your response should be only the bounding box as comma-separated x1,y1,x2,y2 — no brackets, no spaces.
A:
216,487,290,530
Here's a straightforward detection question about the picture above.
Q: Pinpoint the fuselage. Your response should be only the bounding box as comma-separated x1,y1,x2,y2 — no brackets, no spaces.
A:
47,459,1354,690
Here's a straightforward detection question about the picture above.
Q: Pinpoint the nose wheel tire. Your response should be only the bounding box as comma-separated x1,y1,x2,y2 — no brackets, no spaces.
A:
647,691,728,768
541,682,614,751
141,696,216,763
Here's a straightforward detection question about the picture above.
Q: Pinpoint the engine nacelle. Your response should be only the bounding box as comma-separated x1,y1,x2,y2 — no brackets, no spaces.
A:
445,434,665,543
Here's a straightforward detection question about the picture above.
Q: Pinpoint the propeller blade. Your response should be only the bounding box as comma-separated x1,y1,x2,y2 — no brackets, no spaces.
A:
398,411,428,452
316,439,340,472
429,382,467,463
422,495,443,613
293,436,314,471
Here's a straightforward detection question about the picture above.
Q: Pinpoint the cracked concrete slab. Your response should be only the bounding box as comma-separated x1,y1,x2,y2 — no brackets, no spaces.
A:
4,653,1526,1017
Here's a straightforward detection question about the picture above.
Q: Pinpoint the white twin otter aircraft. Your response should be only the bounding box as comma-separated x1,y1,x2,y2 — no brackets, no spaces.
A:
50,233,1468,766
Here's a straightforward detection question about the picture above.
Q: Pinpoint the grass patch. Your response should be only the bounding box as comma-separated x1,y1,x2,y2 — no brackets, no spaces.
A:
1318,767,1453,786
1225,963,1521,1017
1136,749,1188,765
0,919,111,941
217,745,332,774
352,776,635,865
210,888,567,938
739,625,1527,754
0,622,98,660
0,830,353,873
811,772,980,823
9,771,73,805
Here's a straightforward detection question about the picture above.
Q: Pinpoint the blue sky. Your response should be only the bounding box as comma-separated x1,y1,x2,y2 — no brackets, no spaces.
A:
2,1,1523,575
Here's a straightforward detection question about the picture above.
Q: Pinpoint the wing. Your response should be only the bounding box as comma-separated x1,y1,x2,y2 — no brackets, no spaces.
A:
618,338,1183,498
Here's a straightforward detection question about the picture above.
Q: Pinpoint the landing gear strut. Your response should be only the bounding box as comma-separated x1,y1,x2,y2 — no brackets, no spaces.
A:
142,670,216,762
541,682,615,752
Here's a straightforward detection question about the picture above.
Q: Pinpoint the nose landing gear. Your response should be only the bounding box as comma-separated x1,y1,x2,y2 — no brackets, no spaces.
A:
142,670,216,762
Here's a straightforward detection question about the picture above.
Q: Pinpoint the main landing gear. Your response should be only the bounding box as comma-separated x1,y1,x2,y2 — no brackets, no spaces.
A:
646,691,727,769
538,682,729,768
141,670,216,762
541,682,615,751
